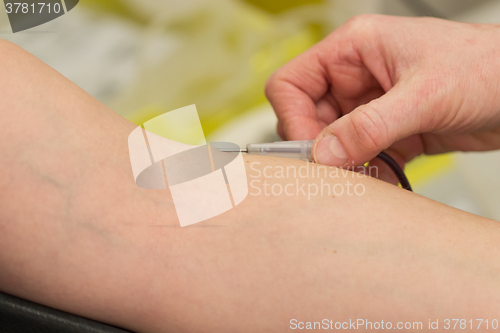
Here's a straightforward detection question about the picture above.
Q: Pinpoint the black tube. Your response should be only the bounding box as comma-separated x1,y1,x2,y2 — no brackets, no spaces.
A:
375,152,413,192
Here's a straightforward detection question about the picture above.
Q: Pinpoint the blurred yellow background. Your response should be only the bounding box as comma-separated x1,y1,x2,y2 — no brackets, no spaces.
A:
2,0,500,219
84,0,328,135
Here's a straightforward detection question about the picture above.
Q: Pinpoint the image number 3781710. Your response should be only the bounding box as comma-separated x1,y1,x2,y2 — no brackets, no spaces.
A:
3,0,79,33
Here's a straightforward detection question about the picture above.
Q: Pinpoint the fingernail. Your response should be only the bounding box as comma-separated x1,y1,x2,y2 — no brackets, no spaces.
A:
314,135,349,166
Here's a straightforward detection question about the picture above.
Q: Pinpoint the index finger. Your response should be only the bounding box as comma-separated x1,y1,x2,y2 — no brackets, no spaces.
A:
265,47,329,141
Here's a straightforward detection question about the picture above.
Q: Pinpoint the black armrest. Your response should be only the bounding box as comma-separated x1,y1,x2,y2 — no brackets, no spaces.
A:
0,292,133,333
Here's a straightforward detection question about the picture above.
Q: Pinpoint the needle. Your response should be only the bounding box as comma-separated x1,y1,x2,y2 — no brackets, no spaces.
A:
217,148,248,153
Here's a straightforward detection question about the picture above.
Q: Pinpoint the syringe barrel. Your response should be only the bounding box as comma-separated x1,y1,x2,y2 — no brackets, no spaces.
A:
246,140,314,162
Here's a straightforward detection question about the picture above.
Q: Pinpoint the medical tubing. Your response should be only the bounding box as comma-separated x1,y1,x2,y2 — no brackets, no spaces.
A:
375,152,413,192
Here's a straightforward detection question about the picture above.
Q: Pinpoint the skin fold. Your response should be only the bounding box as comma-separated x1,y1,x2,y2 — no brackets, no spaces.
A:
0,40,500,333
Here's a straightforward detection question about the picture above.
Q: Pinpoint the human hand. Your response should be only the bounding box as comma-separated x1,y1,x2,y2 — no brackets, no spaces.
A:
265,15,500,177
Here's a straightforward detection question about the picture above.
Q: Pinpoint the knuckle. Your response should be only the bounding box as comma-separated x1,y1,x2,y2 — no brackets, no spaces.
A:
346,14,375,25
344,14,384,38
264,72,279,100
350,105,389,152
346,14,377,28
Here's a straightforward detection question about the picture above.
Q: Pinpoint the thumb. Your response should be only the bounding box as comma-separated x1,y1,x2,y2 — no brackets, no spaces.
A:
312,86,421,167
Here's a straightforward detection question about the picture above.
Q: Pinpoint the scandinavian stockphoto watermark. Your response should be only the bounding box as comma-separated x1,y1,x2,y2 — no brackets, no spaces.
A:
128,105,249,227
128,105,376,226
248,162,378,200
2,0,79,33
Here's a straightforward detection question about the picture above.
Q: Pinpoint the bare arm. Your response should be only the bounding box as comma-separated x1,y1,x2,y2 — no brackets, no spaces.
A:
0,40,499,333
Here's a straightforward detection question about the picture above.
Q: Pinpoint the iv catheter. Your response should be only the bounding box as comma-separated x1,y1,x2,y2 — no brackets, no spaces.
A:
218,140,413,191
